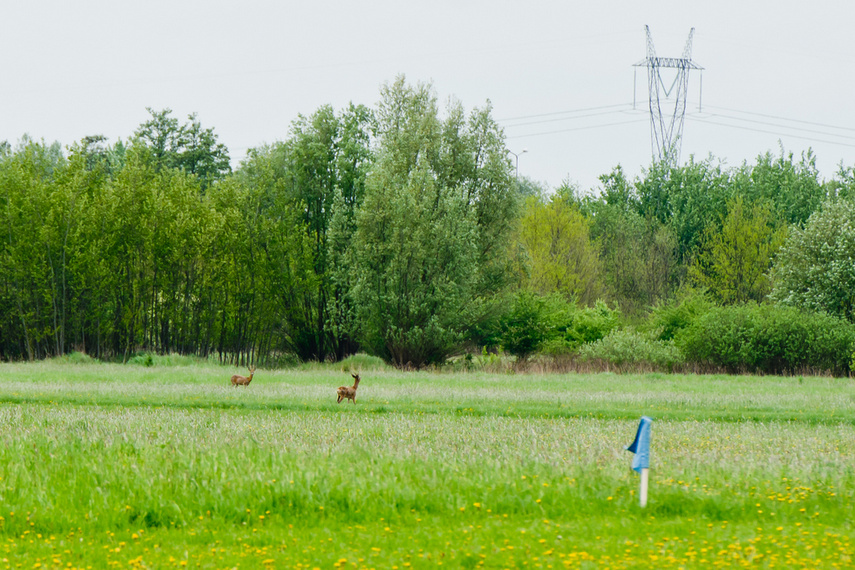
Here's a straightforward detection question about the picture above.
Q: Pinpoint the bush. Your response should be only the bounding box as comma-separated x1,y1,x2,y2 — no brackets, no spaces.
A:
676,303,855,375
553,300,622,348
646,288,715,341
579,329,684,370
48,351,100,365
490,293,623,360
127,352,205,367
336,353,392,372
495,292,564,360
444,349,514,373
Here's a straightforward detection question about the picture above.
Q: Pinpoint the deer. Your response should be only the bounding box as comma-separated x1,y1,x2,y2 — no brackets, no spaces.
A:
231,366,256,387
336,373,361,404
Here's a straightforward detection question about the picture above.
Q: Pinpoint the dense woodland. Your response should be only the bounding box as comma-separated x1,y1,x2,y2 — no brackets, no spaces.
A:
3,77,855,373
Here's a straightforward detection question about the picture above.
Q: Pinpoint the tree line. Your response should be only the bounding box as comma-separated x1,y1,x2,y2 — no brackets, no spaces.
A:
2,76,855,370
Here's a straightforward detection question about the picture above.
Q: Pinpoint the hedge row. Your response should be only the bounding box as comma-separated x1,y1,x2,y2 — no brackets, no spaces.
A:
675,303,855,375
493,291,855,376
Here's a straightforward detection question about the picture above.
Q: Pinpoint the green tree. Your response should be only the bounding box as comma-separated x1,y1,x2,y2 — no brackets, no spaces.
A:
827,164,855,201
496,291,558,361
326,105,375,358
0,139,65,358
635,156,733,264
204,170,294,365
598,165,638,212
77,135,127,175
589,202,678,315
732,148,825,227
583,159,725,313
133,108,230,190
690,197,786,304
516,194,601,304
351,77,514,367
232,103,374,362
770,198,855,321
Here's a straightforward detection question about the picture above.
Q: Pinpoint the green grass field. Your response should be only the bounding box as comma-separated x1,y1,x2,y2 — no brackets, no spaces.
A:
0,359,853,568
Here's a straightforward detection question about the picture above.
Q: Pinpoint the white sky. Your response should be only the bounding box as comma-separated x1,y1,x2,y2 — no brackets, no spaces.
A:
2,0,853,192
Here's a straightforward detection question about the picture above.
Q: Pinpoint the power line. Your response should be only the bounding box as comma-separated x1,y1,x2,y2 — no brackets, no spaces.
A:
696,111,855,142
703,104,855,133
498,99,855,147
505,118,649,139
500,107,640,129
686,115,855,148
497,103,633,123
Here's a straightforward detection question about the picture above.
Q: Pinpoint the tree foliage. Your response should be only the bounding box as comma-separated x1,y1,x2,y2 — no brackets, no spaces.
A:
689,197,786,304
770,198,855,321
516,194,602,304
233,104,374,362
4,81,855,371
134,108,231,190
350,77,515,367
495,291,557,361
732,149,825,227
589,202,677,315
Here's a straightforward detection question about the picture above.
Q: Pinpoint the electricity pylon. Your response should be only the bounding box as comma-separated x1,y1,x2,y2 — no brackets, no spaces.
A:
634,25,703,166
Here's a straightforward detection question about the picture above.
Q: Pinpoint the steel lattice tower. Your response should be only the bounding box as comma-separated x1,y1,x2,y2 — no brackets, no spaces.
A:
634,25,703,166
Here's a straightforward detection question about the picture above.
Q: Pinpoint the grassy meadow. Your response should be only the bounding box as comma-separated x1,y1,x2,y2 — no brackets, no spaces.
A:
0,357,853,568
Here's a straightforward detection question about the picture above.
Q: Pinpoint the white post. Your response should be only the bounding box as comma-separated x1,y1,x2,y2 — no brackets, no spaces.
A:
639,468,649,508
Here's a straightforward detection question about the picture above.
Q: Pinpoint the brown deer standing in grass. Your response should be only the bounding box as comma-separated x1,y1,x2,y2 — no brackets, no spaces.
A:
231,366,256,387
337,373,361,403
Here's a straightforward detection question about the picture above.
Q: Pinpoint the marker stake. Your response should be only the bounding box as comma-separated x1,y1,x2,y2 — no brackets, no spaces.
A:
639,467,649,508
625,416,653,508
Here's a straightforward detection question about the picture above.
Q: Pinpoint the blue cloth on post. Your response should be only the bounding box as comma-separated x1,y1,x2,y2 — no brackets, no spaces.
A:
625,416,652,473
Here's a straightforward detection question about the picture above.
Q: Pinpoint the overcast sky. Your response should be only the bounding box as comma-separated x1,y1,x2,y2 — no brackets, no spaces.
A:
2,1,853,192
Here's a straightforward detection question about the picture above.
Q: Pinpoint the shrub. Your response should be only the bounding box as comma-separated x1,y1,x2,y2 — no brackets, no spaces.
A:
127,352,204,367
676,303,855,375
48,351,100,365
555,300,622,347
579,329,684,370
491,293,623,360
444,349,514,373
646,287,715,341
496,291,562,361
337,353,391,372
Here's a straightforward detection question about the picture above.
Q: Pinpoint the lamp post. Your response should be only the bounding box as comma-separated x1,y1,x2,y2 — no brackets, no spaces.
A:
507,148,527,179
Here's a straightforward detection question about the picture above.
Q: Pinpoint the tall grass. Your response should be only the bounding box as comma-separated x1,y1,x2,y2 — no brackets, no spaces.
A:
3,404,853,536
1,361,851,423
0,361,853,566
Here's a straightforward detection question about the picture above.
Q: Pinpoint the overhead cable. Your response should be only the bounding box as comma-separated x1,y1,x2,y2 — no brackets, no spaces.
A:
505,118,648,139
703,104,855,133
686,116,855,148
